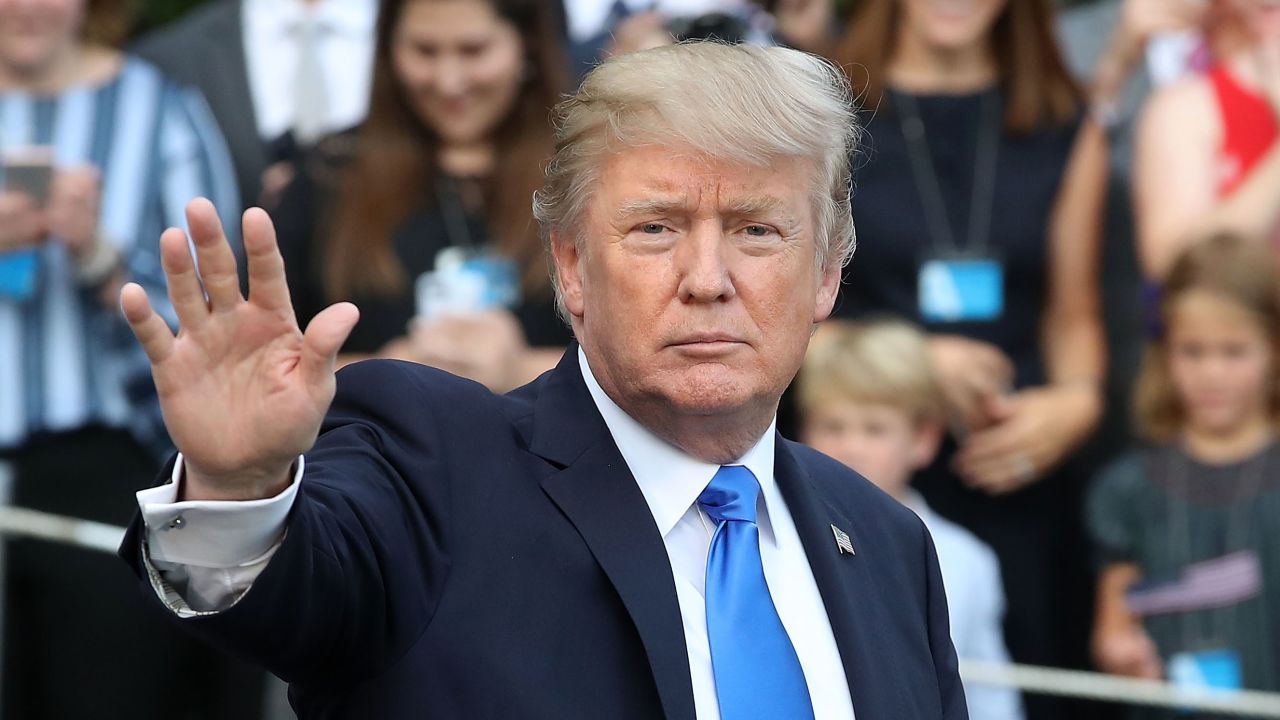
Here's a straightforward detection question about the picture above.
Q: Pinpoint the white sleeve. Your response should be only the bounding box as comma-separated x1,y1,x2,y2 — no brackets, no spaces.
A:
961,547,1026,720
135,454,303,616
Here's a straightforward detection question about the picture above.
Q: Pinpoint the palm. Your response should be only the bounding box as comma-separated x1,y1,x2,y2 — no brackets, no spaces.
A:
121,199,357,494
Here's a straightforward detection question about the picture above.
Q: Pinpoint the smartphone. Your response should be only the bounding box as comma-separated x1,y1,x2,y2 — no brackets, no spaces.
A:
1,146,55,206
0,249,39,302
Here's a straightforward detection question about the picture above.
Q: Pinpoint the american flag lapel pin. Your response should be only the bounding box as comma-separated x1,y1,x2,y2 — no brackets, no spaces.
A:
831,524,855,556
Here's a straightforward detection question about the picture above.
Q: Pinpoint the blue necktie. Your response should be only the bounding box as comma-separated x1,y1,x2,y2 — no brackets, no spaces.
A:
699,466,815,720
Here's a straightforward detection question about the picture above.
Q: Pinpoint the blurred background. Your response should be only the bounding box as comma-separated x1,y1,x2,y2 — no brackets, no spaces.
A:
1,0,1278,718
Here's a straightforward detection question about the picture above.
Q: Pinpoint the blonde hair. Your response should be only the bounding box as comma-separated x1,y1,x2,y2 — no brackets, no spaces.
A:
1134,233,1280,441
798,318,946,425
533,41,860,319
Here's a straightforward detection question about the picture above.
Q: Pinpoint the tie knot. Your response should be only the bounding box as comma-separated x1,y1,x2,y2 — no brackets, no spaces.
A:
698,465,760,524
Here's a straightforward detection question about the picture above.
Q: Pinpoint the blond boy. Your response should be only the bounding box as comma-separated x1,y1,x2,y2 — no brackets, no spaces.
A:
800,319,1025,720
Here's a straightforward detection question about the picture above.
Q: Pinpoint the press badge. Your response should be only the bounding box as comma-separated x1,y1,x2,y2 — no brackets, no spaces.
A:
918,255,1004,323
1169,649,1243,694
415,246,520,321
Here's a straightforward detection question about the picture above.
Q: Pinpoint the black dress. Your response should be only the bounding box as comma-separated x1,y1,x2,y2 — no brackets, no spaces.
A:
271,149,572,356
837,87,1092,719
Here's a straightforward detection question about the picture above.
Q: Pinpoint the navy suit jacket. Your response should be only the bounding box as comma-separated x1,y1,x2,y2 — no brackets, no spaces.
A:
122,347,968,719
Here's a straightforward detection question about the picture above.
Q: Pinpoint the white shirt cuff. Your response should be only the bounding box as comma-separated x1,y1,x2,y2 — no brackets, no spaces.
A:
137,454,303,567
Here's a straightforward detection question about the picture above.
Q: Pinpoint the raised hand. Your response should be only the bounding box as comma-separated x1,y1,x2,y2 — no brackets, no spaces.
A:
120,198,358,501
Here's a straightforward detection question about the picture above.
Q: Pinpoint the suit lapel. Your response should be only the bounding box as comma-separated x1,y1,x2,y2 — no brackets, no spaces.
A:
774,439,897,718
201,1,267,189
531,348,696,720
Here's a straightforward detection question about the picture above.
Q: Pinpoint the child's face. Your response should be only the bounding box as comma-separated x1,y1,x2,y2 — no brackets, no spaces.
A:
802,400,941,499
1168,290,1275,436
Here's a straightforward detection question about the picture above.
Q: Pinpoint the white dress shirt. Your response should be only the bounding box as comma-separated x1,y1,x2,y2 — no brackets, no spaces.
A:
241,0,377,142
907,492,1023,720
137,349,856,718
578,349,854,720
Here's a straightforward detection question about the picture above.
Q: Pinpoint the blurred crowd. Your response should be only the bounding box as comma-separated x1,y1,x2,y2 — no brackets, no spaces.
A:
0,0,1277,719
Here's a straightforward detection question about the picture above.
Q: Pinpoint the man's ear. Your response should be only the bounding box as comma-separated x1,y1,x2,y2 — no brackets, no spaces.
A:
812,259,842,323
909,419,944,472
551,229,585,318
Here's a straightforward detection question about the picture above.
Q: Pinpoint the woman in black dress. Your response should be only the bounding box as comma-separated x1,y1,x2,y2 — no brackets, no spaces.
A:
832,1,1109,717
273,0,572,393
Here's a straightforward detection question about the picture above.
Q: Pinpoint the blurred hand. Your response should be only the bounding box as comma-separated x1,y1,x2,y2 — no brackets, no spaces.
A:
46,167,102,258
926,335,1014,433
382,309,528,393
259,160,297,211
953,383,1101,494
120,198,359,501
773,0,835,54
1093,623,1164,680
0,191,46,252
605,11,673,58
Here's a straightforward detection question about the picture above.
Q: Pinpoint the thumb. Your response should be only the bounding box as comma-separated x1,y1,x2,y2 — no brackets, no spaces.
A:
300,302,360,387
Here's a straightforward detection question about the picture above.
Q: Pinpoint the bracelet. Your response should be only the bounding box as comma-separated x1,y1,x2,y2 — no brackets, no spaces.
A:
74,232,122,288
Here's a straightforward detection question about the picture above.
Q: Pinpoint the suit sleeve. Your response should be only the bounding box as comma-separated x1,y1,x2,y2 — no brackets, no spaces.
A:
120,360,455,688
922,523,971,719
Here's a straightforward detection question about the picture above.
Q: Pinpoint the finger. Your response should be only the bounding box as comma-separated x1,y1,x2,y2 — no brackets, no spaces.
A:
982,392,1017,423
975,347,1014,389
300,302,359,388
958,423,1024,467
120,282,175,363
0,191,35,213
959,456,1019,494
242,207,293,314
160,227,209,330
186,197,242,312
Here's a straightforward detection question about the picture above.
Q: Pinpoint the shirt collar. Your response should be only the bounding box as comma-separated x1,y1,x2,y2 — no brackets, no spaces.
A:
245,0,377,37
577,346,778,543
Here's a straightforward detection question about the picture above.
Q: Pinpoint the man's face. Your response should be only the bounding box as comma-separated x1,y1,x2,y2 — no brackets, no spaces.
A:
553,145,841,426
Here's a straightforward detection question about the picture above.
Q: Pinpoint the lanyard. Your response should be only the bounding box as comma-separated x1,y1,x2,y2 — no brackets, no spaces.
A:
892,88,1001,257
434,175,480,251
1164,442,1273,650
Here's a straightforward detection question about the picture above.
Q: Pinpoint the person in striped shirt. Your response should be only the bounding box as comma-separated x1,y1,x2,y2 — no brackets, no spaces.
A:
0,1,258,717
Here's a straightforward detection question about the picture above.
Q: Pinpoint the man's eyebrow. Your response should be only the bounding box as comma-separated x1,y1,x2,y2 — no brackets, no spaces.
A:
723,196,787,217
613,196,690,217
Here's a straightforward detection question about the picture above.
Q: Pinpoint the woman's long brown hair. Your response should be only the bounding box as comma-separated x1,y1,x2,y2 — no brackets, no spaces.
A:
323,0,568,301
833,0,1080,133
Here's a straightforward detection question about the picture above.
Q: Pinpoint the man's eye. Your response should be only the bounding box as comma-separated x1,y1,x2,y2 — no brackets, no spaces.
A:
745,225,772,237
640,223,666,234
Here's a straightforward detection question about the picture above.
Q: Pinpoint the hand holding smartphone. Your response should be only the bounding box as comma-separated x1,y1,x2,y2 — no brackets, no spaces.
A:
2,146,54,206
0,147,53,302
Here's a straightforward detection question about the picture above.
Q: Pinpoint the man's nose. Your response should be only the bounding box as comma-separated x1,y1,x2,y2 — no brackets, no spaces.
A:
674,223,735,303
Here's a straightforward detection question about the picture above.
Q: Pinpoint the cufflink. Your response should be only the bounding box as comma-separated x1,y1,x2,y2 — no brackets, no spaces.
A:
162,514,186,531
